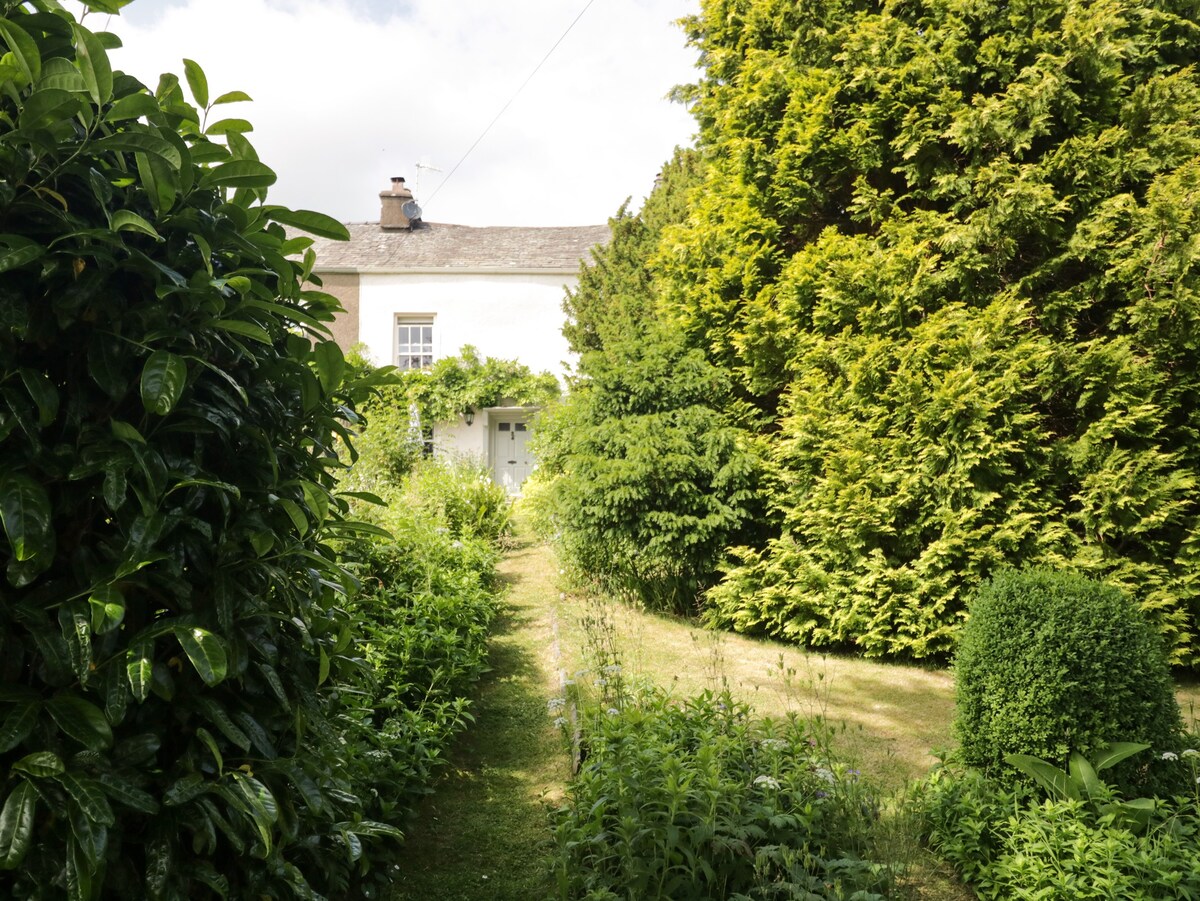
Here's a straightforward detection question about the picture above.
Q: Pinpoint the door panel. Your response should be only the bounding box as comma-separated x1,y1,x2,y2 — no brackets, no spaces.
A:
491,419,535,494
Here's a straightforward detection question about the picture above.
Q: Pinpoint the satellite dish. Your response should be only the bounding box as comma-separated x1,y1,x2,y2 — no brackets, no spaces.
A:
402,200,422,220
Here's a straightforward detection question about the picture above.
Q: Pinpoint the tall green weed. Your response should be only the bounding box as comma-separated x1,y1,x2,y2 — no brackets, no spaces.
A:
325,454,509,892
919,759,1200,900
549,686,892,901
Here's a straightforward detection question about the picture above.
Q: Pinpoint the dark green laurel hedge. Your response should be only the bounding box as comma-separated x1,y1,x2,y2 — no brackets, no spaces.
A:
0,2,399,896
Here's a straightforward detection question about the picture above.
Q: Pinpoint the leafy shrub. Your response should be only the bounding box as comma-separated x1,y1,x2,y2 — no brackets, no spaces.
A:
549,687,891,900
538,153,767,613
654,0,1200,662
954,568,1184,794
403,458,512,544
919,762,1200,900
344,389,426,489
334,374,508,823
916,765,1029,889
0,4,420,897
334,513,498,869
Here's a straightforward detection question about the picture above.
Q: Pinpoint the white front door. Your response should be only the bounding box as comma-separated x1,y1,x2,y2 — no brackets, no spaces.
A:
491,419,534,495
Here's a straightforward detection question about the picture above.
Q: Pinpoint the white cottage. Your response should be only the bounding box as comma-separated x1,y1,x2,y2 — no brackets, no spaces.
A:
309,179,608,493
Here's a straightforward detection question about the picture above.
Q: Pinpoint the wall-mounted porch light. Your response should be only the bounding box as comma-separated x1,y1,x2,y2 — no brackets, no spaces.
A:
464,409,474,426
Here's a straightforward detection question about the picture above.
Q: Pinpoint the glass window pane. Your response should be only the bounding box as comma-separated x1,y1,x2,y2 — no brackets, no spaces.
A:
396,319,434,370
499,422,510,431
515,423,527,432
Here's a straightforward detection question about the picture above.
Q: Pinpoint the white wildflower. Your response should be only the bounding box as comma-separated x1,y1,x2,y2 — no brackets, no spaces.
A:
1161,751,1180,761
547,697,566,713
753,775,780,790
759,739,789,751
553,716,567,728
606,708,619,716
815,767,836,784
603,664,623,675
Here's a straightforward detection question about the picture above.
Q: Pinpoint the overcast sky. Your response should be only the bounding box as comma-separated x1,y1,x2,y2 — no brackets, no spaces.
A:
80,0,700,226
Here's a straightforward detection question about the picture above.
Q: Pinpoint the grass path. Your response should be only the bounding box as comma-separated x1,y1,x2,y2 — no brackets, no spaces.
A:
390,531,569,900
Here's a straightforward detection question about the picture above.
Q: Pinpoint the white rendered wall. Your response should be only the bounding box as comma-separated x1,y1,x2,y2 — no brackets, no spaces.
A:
356,271,577,380
435,416,487,460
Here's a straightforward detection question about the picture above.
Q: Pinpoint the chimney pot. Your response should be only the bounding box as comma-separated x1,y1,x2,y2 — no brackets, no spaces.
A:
381,177,416,228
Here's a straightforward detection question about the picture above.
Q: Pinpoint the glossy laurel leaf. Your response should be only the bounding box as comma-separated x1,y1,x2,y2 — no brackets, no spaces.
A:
71,21,112,105
46,696,112,751
0,18,40,83
173,626,228,687
12,752,65,779
200,159,277,189
0,782,37,870
263,206,349,241
182,57,208,108
0,473,52,563
139,351,187,416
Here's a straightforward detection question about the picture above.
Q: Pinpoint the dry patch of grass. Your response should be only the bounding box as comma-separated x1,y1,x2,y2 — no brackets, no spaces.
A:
553,590,1200,785
1179,677,1200,731
552,593,956,788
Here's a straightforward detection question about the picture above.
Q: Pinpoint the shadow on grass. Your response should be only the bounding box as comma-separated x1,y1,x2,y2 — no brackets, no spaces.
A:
390,555,565,901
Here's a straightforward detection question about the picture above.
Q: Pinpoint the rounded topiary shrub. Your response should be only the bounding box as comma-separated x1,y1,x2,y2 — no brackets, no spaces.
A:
954,568,1183,794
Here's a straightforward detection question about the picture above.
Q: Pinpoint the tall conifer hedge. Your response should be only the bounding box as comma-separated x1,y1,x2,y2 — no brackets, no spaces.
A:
558,0,1200,663
684,0,1200,662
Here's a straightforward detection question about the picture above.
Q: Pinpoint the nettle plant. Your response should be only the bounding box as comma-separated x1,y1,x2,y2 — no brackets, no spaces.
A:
0,2,394,897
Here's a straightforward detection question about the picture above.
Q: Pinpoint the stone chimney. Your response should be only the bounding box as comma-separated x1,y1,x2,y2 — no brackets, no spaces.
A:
380,176,419,229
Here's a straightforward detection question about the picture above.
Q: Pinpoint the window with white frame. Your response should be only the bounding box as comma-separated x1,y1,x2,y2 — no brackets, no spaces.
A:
396,317,433,370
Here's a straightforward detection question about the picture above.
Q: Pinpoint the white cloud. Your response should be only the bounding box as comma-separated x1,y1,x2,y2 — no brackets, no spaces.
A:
87,0,699,225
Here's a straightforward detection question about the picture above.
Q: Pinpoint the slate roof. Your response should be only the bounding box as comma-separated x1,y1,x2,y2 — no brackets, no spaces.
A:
307,221,610,273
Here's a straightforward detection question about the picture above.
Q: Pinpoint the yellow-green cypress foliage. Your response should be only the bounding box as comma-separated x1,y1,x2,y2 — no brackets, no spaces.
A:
675,0,1200,661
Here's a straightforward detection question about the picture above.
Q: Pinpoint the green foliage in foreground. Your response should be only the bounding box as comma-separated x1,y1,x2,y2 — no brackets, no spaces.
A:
549,685,893,900
0,2,419,895
0,3,504,896
334,466,503,895
954,569,1184,796
919,757,1200,900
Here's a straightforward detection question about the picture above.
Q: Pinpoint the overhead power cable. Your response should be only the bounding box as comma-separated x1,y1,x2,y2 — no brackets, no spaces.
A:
424,0,599,206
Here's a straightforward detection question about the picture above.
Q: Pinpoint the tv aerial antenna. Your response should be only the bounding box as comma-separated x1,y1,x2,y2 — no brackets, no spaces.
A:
413,161,443,198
